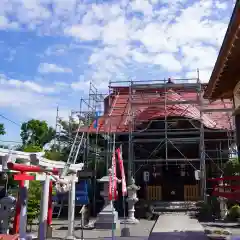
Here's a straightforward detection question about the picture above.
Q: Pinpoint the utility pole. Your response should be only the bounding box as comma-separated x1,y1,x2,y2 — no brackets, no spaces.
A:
54,106,59,149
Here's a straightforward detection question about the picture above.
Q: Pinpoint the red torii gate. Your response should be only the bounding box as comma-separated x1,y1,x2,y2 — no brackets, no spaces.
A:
208,176,240,200
7,162,58,238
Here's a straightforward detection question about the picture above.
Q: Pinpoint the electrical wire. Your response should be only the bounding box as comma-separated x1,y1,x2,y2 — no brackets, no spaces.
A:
0,113,21,127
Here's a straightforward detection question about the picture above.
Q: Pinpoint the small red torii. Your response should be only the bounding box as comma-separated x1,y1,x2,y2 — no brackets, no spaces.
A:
7,162,59,239
208,176,240,200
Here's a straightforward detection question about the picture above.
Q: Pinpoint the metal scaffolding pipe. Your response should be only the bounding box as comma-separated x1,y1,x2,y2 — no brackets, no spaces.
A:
130,100,199,105
133,158,200,162
133,138,200,143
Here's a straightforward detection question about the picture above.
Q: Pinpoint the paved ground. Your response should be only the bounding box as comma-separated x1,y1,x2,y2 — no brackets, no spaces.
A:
27,216,240,239
149,212,208,240
47,219,155,239
201,221,240,239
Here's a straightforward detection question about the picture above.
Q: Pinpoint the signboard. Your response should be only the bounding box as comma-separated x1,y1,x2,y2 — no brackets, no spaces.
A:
143,171,150,182
234,81,240,110
194,170,200,180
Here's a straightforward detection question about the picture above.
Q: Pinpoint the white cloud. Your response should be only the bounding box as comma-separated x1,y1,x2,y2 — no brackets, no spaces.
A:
131,49,152,63
44,45,67,56
71,74,108,93
153,53,182,72
0,73,70,126
38,63,72,74
130,0,153,16
62,0,231,84
0,87,70,126
186,69,212,83
0,0,235,133
102,17,129,45
0,74,55,93
64,24,102,41
90,3,122,21
132,22,178,53
181,44,218,70
215,1,228,10
0,16,19,30
71,77,90,92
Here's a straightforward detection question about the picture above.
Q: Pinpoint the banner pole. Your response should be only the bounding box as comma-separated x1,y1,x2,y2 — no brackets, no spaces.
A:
120,144,126,230
111,133,116,240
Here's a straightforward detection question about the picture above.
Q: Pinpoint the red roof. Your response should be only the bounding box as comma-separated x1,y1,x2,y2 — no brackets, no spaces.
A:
79,87,233,133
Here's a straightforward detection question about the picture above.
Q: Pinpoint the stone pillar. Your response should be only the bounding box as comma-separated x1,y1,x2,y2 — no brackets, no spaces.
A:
19,179,27,240
19,158,30,240
99,176,111,208
47,181,53,238
66,171,78,240
123,177,140,224
38,174,50,240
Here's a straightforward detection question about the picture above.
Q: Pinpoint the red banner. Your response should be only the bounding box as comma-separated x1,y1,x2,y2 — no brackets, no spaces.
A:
116,148,127,196
108,152,117,200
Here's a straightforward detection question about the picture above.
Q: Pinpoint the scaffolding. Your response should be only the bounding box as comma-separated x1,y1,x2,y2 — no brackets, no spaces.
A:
62,74,236,203
106,74,235,200
70,83,106,166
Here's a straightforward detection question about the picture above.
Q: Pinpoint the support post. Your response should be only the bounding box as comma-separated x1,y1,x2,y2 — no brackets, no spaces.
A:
38,174,50,240
235,114,240,158
13,180,24,234
199,82,206,202
66,172,77,240
128,81,133,183
47,181,53,238
19,178,27,240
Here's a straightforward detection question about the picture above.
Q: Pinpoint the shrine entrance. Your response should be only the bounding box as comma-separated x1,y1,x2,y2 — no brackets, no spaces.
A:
162,165,184,201
135,162,198,202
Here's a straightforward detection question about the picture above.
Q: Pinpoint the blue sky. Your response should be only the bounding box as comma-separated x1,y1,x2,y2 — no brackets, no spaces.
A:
0,0,235,144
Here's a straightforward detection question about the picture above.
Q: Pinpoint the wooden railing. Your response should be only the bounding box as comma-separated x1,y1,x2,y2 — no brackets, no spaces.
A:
147,186,162,201
184,185,200,201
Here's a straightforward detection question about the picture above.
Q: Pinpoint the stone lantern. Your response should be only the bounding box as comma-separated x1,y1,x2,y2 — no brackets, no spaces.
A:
98,175,111,208
124,177,140,224
217,181,229,220
0,195,16,234
95,169,121,230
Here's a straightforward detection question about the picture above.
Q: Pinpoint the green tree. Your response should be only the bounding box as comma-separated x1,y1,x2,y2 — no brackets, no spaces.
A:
23,144,43,152
0,123,5,135
27,180,42,231
47,117,81,162
224,157,240,176
223,157,240,196
44,116,106,175
44,149,63,161
54,116,104,165
55,117,80,147
20,119,55,148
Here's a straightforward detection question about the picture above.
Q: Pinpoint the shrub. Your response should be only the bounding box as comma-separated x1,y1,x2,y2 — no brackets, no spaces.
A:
196,201,213,220
27,181,42,231
228,204,240,220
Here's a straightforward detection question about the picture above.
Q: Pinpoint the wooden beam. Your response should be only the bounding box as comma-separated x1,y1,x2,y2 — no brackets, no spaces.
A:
14,174,35,181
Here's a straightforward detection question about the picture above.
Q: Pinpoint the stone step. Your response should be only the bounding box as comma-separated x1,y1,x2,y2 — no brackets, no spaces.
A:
152,201,197,206
152,201,198,213
153,207,197,213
